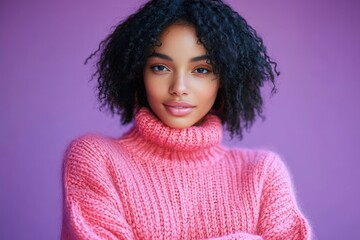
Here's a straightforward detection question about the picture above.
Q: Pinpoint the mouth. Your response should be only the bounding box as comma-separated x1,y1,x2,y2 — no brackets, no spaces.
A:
166,105,192,109
164,101,195,108
163,101,195,116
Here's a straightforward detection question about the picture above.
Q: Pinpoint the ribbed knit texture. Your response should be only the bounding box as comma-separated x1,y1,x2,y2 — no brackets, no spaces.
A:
61,108,312,240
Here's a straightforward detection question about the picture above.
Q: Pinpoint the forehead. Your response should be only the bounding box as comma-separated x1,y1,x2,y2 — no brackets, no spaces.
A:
154,24,207,56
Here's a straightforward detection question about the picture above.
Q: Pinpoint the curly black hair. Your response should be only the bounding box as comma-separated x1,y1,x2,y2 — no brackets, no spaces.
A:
86,0,279,139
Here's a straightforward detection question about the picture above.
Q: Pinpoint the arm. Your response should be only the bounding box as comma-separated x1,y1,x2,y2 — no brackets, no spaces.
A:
255,152,311,239
205,152,311,240
205,232,262,240
61,136,135,240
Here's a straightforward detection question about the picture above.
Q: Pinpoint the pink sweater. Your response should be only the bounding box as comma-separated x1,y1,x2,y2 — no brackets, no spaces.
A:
61,108,311,239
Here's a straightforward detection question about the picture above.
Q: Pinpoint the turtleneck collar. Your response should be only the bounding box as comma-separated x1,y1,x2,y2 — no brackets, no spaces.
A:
118,108,226,166
133,108,223,151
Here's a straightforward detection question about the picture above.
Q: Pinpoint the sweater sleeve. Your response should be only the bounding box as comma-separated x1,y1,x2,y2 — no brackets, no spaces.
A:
254,152,312,239
203,152,311,240
61,136,135,240
204,232,262,240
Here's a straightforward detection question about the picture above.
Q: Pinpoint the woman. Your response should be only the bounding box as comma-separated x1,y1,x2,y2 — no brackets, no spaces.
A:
61,0,311,239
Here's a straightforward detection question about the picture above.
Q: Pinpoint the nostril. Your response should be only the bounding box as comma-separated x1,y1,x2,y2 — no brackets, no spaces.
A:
169,79,189,96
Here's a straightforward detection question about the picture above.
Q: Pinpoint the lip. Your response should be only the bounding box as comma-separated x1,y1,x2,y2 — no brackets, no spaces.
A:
163,101,195,116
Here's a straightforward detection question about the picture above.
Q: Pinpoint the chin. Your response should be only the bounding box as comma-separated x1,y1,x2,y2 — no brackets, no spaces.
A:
162,119,196,129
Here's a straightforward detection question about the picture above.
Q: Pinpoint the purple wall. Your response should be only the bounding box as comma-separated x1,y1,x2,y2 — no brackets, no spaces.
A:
1,0,359,239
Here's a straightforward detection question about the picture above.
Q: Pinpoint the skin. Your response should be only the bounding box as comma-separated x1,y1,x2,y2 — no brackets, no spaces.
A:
143,23,220,129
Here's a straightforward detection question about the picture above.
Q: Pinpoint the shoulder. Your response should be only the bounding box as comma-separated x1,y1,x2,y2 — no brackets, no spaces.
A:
229,149,297,198
63,134,123,172
229,148,278,165
246,150,287,172
229,148,290,179
62,135,127,202
64,134,111,158
250,150,291,181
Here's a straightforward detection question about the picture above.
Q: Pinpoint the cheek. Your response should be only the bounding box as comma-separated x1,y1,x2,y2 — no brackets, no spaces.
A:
198,81,219,101
144,72,157,97
144,80,168,106
145,80,163,97
144,71,172,97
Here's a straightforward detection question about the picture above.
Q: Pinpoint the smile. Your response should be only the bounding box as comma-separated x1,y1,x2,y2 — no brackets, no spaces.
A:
171,106,190,108
163,102,195,116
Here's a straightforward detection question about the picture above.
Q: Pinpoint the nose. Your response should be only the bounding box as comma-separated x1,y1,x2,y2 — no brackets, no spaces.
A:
169,72,189,96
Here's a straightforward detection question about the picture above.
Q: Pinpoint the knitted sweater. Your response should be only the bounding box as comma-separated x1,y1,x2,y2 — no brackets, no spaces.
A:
61,108,311,240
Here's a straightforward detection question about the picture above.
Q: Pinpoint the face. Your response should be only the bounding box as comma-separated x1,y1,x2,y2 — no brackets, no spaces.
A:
143,24,220,129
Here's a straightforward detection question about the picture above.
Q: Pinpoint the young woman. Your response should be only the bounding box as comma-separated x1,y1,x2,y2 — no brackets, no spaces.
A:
61,0,311,239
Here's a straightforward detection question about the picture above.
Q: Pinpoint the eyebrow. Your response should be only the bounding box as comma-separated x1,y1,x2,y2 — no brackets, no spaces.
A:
148,52,209,63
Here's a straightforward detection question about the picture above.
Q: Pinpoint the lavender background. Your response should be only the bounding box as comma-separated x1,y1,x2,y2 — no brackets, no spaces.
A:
1,0,359,239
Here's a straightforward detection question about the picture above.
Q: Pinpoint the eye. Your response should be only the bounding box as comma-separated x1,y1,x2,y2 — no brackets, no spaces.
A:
151,65,169,72
194,67,210,74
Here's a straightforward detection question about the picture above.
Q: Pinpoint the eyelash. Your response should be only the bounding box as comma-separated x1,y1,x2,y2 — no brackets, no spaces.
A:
150,65,211,74
151,65,169,72
194,67,210,74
